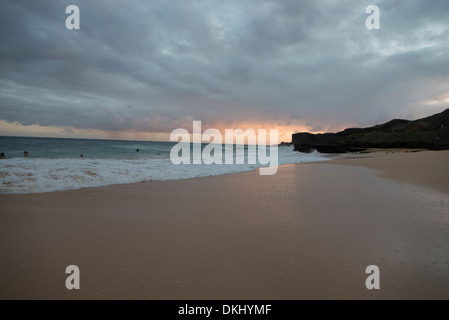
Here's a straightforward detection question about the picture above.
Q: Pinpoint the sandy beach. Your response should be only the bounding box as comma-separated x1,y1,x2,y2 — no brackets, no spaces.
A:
1,150,448,300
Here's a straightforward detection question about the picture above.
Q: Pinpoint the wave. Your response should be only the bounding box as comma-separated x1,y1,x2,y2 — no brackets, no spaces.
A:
0,148,329,194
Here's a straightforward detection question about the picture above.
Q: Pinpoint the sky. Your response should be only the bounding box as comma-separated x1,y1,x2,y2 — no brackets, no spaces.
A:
1,0,449,142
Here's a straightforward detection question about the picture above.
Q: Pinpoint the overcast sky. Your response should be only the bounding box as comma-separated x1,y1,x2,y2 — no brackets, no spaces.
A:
1,0,448,141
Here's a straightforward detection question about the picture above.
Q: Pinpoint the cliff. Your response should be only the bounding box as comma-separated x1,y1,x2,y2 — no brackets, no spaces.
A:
292,109,449,153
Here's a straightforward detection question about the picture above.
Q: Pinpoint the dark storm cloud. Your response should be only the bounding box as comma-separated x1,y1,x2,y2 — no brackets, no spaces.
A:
1,0,449,134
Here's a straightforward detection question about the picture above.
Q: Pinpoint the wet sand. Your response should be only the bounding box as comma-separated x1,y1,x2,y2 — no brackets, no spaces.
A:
0,150,448,299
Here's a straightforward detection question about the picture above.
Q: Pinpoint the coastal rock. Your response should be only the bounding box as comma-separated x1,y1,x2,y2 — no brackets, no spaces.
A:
292,109,449,153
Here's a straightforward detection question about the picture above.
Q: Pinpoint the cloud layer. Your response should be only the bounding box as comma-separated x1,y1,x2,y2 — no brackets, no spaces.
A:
1,0,449,139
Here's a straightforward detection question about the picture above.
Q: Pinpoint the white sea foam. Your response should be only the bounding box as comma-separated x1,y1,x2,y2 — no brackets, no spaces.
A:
0,147,328,194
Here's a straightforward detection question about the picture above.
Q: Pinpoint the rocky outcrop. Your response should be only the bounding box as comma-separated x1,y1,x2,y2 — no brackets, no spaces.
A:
292,109,449,153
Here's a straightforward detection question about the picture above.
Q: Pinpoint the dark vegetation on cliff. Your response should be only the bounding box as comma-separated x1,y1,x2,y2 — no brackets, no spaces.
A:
292,109,449,153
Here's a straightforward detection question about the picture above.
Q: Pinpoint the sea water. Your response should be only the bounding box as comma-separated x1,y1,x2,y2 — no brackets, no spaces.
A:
0,136,329,193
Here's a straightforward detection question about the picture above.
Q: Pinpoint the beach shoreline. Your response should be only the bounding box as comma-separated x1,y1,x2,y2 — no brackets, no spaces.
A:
321,149,449,194
1,150,448,299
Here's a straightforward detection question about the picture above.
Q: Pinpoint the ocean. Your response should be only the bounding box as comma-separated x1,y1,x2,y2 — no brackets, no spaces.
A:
0,136,329,194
